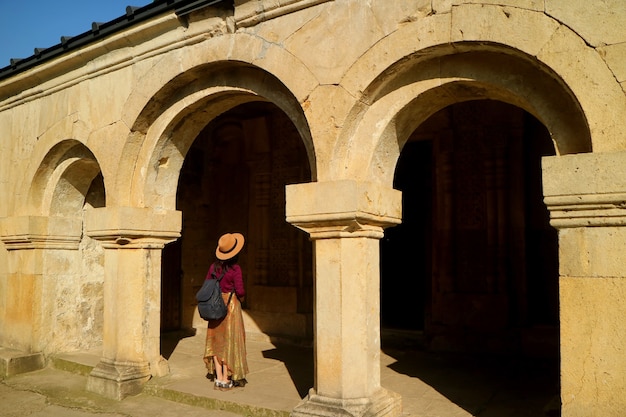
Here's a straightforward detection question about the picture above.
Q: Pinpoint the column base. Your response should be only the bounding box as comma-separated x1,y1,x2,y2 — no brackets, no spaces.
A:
291,388,402,417
87,358,151,400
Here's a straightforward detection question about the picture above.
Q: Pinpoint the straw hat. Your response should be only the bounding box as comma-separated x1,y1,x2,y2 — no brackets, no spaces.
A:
215,232,245,260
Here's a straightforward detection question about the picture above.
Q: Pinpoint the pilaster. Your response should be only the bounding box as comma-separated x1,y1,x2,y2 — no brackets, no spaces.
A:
0,216,82,355
84,207,181,400
286,180,402,417
543,151,626,416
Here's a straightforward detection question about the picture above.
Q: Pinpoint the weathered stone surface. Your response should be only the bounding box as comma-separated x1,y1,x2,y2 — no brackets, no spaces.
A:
538,25,626,153
283,1,387,85
454,0,544,9
339,13,452,99
560,276,626,416
600,42,626,84
451,4,559,56
546,0,626,46
0,348,45,377
542,151,626,197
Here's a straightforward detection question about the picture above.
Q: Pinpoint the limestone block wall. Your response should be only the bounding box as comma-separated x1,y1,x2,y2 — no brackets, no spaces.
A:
38,242,103,353
0,243,5,346
543,151,626,415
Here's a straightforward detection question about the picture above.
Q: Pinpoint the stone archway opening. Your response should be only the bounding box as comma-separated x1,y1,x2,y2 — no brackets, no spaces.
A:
29,140,105,216
22,140,106,354
381,99,560,415
160,100,313,358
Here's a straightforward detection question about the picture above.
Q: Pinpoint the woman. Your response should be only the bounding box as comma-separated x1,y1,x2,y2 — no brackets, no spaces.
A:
203,232,248,390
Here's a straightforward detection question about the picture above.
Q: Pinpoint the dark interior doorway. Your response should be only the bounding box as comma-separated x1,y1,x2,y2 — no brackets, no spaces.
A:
380,140,432,331
161,239,183,332
381,100,558,357
160,101,313,343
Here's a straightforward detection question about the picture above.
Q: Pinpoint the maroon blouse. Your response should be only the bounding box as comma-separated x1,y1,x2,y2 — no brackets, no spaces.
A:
206,263,245,298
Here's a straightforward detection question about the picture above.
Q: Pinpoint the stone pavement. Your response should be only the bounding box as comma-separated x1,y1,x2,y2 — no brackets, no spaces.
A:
1,331,560,417
0,366,239,417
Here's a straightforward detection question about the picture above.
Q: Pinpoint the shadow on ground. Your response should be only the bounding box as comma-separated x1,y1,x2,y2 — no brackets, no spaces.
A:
261,332,560,416
161,329,198,359
160,329,560,416
380,332,561,417
262,344,314,398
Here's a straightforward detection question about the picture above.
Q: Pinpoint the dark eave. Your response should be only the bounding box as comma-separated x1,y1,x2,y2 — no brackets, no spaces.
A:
0,0,227,82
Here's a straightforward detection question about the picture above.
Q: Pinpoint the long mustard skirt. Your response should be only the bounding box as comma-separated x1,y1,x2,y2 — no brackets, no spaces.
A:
203,293,248,381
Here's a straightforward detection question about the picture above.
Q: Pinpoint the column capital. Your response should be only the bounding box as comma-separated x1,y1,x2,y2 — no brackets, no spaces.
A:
543,152,626,228
85,207,181,248
286,180,402,239
0,215,82,250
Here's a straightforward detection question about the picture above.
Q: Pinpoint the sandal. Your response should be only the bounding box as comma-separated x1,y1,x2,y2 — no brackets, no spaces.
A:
214,380,233,391
232,379,247,387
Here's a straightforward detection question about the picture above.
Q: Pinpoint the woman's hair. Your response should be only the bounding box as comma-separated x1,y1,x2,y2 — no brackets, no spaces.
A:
214,255,239,272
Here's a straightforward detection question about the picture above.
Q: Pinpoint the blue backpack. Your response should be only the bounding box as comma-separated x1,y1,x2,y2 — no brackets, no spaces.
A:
196,269,234,321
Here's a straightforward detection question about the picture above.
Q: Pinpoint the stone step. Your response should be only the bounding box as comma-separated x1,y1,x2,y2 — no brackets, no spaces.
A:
50,351,99,376
47,348,288,417
0,347,45,378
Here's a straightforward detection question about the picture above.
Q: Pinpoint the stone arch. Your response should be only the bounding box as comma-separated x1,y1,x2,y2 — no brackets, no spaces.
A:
122,33,318,130
121,61,314,210
335,4,626,184
27,139,104,217
336,45,593,185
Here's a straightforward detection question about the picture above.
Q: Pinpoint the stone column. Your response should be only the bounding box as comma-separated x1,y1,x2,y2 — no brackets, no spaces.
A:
543,151,626,417
84,207,181,400
286,180,403,417
0,216,82,354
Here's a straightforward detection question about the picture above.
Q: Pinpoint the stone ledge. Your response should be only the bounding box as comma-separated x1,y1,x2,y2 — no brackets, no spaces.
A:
0,348,45,378
144,383,290,417
235,0,331,28
0,216,82,250
49,353,98,377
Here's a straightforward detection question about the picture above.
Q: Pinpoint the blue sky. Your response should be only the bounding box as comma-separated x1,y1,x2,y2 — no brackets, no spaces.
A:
0,1,153,68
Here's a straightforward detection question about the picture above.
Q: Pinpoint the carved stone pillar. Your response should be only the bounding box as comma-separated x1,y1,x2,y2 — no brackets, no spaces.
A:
84,207,181,400
286,180,403,417
543,151,626,416
0,216,82,354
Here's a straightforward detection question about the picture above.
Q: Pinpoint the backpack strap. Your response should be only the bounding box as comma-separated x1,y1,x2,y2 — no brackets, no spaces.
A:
225,291,235,307
211,268,226,282
212,266,236,305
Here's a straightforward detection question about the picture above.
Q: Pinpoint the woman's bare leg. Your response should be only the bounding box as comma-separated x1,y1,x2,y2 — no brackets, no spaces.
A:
213,356,224,382
222,362,230,382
